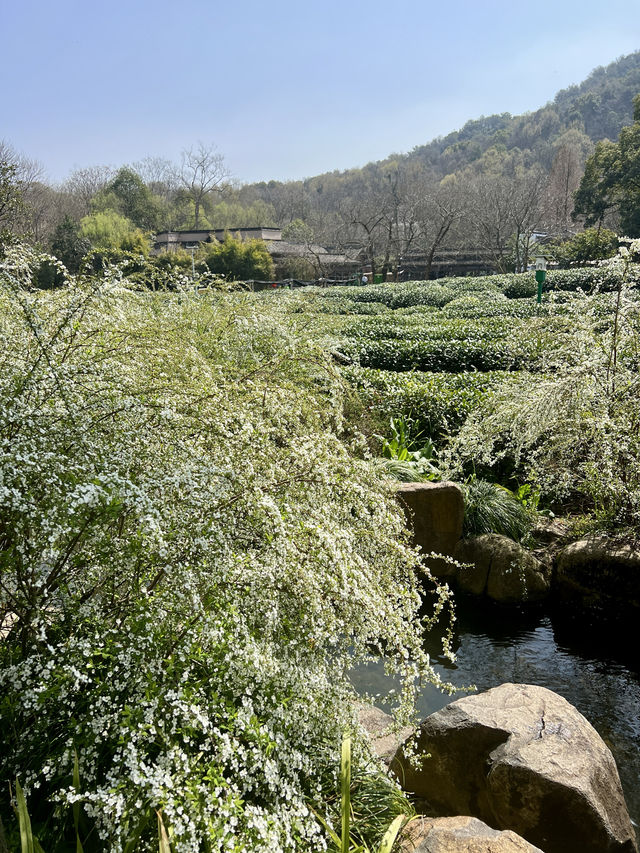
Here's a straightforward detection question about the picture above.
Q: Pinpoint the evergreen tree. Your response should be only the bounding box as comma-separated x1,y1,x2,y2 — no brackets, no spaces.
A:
50,215,91,271
574,94,640,236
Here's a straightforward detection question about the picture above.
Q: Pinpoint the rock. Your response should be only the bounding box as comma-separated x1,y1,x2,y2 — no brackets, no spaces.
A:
452,537,493,595
532,518,571,548
396,482,464,578
400,816,544,852
454,535,551,603
356,703,414,767
556,537,640,611
391,683,637,853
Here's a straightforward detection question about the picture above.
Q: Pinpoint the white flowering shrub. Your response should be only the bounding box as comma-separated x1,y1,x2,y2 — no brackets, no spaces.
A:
444,243,640,527
0,246,452,851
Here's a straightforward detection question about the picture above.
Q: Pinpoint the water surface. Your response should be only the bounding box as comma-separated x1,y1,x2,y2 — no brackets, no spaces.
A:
352,595,640,830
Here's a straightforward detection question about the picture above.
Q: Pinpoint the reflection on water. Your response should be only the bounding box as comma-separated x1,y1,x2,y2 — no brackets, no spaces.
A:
351,595,640,828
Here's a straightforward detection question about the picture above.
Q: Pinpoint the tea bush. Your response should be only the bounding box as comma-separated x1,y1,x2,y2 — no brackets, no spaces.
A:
337,313,530,372
344,366,515,442
308,264,640,308
348,337,524,373
441,295,541,319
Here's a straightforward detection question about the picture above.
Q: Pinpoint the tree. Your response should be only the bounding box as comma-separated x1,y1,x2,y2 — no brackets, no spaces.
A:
551,227,618,267
103,167,161,230
177,143,230,229
574,94,640,236
22,181,63,244
280,218,328,277
207,199,277,229
197,233,274,280
466,150,546,272
337,166,392,279
50,215,91,271
377,161,420,279
572,139,622,230
79,210,148,251
63,165,115,216
0,141,46,244
543,129,593,236
411,171,465,280
0,159,22,243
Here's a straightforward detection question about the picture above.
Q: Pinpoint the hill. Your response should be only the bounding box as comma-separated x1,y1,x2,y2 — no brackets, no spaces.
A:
405,50,640,176
232,51,640,278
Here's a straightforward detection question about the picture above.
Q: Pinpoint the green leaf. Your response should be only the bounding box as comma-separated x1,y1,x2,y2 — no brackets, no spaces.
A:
309,806,342,848
340,737,351,853
72,751,84,853
376,814,407,853
157,810,172,853
123,809,152,853
15,780,34,853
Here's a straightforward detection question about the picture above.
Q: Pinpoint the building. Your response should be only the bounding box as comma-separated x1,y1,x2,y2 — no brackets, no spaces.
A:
153,227,360,280
154,228,283,253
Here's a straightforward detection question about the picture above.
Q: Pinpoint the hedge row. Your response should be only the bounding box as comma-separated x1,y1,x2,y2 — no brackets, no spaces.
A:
344,366,518,441
338,315,531,373
316,264,640,309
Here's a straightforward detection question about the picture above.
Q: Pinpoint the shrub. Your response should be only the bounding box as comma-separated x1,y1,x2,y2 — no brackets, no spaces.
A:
460,478,535,542
446,245,640,528
197,232,275,281
340,325,527,373
442,294,539,319
49,215,91,273
79,211,150,255
0,245,453,851
552,228,619,267
343,366,515,443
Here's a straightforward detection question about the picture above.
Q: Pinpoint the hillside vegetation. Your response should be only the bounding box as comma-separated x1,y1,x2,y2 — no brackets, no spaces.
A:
3,52,640,284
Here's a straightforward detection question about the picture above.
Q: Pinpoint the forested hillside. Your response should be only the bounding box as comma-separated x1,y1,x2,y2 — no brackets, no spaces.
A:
237,51,640,276
1,51,639,280
409,51,640,172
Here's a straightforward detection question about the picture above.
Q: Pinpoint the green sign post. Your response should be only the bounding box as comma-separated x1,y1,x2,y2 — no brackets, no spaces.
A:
535,255,547,305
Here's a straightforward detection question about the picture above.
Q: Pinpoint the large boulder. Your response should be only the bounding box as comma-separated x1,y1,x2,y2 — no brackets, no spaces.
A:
400,816,544,852
556,537,640,611
454,535,551,603
391,683,637,853
396,482,464,578
357,703,414,767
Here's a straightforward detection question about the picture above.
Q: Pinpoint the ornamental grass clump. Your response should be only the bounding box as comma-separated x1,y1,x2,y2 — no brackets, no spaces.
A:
0,246,453,852
460,478,536,543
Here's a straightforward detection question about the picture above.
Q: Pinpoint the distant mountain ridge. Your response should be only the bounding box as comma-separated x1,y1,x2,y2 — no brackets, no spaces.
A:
401,50,640,177
233,51,640,277
243,51,640,212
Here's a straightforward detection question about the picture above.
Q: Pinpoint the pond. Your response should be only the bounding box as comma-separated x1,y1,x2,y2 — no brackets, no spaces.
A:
351,594,640,833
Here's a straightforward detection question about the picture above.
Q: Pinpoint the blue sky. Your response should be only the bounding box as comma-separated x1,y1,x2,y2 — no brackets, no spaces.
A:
2,0,639,185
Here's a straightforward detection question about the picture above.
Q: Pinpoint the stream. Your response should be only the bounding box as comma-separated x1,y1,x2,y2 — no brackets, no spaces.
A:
351,594,640,832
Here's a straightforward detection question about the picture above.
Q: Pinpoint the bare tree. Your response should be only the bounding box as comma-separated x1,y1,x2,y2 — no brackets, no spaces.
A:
177,143,230,229
22,182,60,243
336,166,397,278
465,155,547,273
132,156,179,201
543,130,593,237
0,140,49,241
412,172,466,279
63,165,115,216
375,163,418,279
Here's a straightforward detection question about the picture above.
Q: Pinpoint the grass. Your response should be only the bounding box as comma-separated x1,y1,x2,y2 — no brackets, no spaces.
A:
461,478,536,542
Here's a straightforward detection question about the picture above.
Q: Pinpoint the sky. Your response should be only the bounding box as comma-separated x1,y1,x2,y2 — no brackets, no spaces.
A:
2,0,640,186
